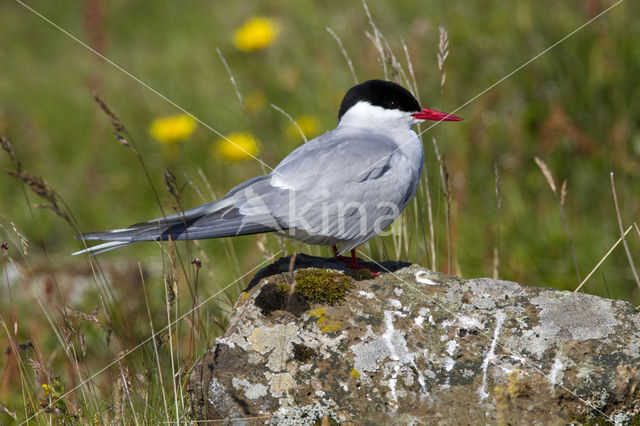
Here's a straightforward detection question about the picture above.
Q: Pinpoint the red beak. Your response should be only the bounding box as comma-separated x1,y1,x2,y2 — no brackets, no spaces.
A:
412,107,463,122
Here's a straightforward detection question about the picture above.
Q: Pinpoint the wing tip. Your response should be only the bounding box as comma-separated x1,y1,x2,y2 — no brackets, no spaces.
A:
72,241,131,256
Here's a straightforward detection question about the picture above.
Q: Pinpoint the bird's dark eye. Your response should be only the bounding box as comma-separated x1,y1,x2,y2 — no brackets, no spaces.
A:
388,100,398,108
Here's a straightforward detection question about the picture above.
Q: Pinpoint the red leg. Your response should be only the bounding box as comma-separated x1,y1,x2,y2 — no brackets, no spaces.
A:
332,246,378,276
332,245,350,263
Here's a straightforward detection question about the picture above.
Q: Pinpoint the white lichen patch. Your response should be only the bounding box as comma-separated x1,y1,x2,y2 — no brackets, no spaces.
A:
394,288,404,296
531,293,620,342
414,316,424,329
467,278,525,306
247,324,299,371
388,299,402,309
266,372,295,399
548,356,564,387
415,270,438,286
232,377,268,400
461,368,475,378
208,377,224,401
358,290,375,299
247,352,263,365
299,363,312,372
351,309,428,411
479,310,506,400
273,402,337,424
441,339,460,388
442,314,484,331
351,326,389,373
446,340,459,358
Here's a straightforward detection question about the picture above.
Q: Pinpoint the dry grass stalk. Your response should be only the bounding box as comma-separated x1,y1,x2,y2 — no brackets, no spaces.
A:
0,134,17,165
534,156,556,193
285,253,297,310
162,240,181,423
493,163,502,279
94,94,170,226
271,104,308,143
1,242,18,338
362,0,411,87
438,22,449,91
256,234,274,259
401,39,420,100
139,263,171,423
93,94,130,147
610,172,640,290
439,154,452,273
217,47,251,129
66,306,107,333
534,156,581,283
422,157,436,269
6,170,71,224
114,361,138,425
189,257,203,349
400,38,433,265
575,225,632,292
326,27,358,85
163,167,186,212
0,400,17,421
9,221,29,256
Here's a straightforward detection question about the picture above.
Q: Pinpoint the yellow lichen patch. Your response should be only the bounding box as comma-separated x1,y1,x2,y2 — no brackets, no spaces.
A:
240,291,250,300
308,308,326,319
308,308,341,333
247,328,272,353
494,370,521,425
320,323,341,333
350,368,361,379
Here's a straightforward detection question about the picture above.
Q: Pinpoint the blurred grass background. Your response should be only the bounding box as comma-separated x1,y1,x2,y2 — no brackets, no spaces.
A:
0,0,639,422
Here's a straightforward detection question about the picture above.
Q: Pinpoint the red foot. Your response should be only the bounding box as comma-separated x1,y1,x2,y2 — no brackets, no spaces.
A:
332,246,379,276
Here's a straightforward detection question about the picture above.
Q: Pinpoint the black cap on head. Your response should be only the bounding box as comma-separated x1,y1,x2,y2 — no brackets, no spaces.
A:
338,80,421,121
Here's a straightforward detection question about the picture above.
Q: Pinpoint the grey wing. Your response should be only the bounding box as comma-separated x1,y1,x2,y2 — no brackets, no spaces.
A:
267,128,422,250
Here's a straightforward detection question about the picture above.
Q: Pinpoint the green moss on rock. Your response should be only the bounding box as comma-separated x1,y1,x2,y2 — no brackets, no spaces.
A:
288,269,354,305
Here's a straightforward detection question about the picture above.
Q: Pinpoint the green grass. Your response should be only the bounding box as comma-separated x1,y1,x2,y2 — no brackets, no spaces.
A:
1,0,639,423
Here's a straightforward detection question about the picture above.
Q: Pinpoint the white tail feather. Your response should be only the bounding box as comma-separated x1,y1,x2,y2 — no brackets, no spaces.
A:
72,241,132,256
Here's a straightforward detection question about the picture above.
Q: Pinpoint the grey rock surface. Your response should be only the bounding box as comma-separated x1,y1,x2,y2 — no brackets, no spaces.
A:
188,254,640,425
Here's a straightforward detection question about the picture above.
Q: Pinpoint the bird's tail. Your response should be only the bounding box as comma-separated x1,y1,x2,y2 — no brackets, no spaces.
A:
74,176,285,256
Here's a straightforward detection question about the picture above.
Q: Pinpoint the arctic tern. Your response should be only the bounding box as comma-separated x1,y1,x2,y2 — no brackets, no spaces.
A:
74,80,462,270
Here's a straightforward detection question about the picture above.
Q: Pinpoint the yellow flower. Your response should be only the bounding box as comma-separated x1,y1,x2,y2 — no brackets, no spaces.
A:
149,114,197,144
286,115,320,141
42,383,53,396
245,90,266,115
233,17,280,52
214,132,259,161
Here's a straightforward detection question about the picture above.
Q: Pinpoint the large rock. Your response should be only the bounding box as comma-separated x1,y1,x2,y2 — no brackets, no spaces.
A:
187,254,640,425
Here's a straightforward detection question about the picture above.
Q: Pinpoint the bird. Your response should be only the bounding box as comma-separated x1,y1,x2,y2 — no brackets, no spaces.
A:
74,80,462,271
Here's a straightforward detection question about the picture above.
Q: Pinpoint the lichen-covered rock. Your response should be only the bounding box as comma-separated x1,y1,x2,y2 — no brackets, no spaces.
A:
187,254,640,425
